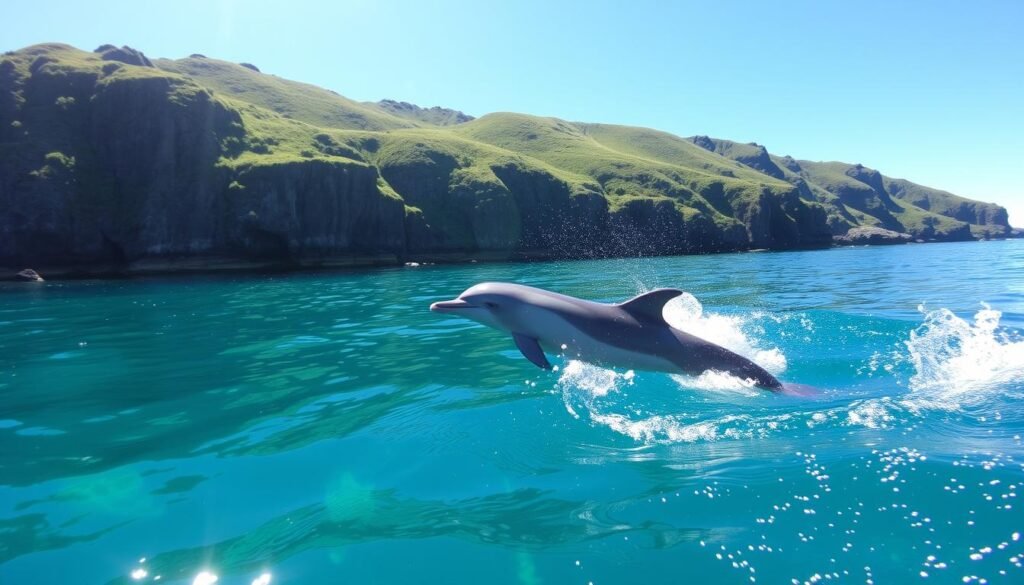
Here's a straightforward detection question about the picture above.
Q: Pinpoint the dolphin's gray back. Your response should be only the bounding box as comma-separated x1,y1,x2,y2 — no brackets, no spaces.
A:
531,287,782,390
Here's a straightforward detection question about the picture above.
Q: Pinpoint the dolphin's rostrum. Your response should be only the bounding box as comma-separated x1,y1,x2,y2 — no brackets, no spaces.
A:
430,282,784,391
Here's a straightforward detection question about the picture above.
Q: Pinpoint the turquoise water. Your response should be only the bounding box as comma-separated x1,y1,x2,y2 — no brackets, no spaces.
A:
1,240,1023,585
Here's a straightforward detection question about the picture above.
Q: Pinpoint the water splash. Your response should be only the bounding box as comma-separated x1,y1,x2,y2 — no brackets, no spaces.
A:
556,292,785,401
669,370,761,397
557,361,632,420
586,412,723,443
557,360,634,401
662,293,788,377
557,294,1023,445
902,304,1024,410
556,293,796,443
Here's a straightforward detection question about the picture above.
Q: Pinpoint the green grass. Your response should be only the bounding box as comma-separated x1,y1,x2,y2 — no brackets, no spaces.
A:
451,113,801,231
690,136,993,238
581,125,783,185
885,177,1008,226
373,126,599,194
215,97,371,168
2,41,1011,247
790,160,972,236
154,56,416,132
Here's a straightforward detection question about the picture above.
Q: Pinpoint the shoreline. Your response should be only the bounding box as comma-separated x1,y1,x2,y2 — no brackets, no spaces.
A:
3,236,1020,282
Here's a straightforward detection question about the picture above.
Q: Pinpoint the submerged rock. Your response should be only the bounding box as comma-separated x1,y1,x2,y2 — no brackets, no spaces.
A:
834,226,913,246
15,268,43,282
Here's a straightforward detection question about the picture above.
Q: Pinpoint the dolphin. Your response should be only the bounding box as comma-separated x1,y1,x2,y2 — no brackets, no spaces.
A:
430,282,786,392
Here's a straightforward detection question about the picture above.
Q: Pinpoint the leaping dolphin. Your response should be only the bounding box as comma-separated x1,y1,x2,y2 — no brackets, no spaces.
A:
430,282,786,392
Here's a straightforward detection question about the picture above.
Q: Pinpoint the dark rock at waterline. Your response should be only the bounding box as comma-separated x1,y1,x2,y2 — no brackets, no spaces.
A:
15,269,43,282
834,226,913,246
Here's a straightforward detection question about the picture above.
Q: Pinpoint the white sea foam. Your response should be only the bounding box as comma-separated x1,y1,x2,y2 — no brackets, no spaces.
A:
670,370,761,396
662,293,788,376
588,412,721,443
662,293,787,395
845,398,897,429
901,304,1024,410
558,360,633,398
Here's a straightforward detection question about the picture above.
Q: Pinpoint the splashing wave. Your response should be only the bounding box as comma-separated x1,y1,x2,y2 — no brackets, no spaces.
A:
557,294,1023,445
663,293,788,377
902,304,1024,410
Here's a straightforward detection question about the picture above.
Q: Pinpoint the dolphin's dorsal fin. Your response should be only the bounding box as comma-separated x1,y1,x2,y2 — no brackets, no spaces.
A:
617,289,683,323
513,333,552,370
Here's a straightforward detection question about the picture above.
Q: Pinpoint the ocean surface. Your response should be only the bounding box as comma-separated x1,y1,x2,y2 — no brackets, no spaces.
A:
1,240,1022,585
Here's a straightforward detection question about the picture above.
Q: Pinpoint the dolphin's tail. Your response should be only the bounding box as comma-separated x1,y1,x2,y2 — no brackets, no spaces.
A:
779,382,821,397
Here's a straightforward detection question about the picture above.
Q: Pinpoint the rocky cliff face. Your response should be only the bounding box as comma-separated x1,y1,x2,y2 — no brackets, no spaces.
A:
0,43,1015,274
224,160,407,260
0,45,413,269
689,137,1013,242
375,100,474,126
691,136,785,179
884,178,1011,238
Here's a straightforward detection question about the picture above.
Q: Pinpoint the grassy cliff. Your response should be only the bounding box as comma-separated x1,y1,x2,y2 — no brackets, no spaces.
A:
690,137,1012,239
0,43,1014,273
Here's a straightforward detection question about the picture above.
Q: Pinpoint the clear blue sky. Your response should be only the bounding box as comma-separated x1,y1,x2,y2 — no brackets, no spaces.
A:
7,0,1024,225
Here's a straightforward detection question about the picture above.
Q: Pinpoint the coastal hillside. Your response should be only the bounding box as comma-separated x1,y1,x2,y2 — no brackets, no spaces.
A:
0,43,1014,273
689,137,1011,240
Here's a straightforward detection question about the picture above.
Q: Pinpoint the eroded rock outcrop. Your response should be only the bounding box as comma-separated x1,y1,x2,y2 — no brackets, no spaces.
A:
376,99,474,126
94,44,153,67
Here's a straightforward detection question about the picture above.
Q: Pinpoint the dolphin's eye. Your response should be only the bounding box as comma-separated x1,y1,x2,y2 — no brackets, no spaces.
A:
484,301,498,309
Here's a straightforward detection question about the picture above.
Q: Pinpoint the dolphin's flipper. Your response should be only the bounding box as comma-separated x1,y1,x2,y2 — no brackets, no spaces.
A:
618,289,683,323
512,333,552,369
